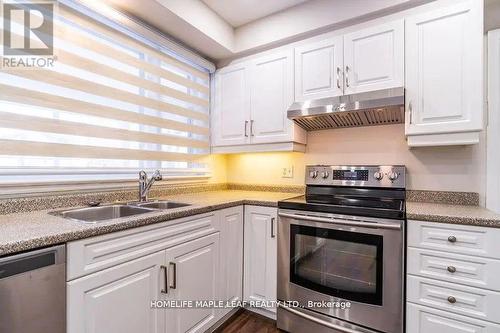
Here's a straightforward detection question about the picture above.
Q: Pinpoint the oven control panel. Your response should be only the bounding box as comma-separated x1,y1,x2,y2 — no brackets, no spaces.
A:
332,169,369,181
306,165,406,188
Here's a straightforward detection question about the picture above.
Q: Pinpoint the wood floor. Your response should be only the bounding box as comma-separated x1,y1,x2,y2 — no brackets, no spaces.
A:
216,310,283,333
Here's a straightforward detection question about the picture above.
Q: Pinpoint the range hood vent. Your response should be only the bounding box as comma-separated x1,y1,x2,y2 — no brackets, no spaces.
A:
288,87,405,131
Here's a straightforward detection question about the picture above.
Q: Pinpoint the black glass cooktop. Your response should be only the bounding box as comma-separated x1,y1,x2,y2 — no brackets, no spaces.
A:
279,186,406,220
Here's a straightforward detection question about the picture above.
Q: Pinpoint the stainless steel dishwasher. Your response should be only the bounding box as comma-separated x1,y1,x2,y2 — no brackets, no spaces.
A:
0,245,66,333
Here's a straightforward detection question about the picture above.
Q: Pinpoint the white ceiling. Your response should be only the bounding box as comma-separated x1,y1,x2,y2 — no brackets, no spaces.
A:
201,0,309,27
103,0,433,61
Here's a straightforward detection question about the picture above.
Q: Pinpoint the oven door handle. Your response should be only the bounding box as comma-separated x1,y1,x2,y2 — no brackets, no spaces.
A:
278,212,401,230
278,303,362,333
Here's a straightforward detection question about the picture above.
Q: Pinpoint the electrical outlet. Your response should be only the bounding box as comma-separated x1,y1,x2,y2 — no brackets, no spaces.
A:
282,166,294,178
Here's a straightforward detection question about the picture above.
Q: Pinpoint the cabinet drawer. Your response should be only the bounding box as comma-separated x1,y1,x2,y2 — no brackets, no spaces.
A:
407,303,500,333
67,212,219,280
408,220,500,259
408,275,500,323
407,247,500,291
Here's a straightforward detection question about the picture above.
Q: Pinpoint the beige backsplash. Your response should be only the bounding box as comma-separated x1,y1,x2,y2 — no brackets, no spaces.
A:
224,124,486,205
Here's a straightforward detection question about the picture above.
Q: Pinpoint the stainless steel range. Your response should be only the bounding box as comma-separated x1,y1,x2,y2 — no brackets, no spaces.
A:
277,165,406,333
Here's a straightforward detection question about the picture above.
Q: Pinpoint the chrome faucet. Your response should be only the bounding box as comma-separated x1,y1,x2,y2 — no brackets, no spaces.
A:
138,170,162,202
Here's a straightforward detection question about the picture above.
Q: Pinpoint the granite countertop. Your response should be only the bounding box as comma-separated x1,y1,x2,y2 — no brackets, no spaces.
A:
2,188,500,257
407,201,500,228
0,190,298,256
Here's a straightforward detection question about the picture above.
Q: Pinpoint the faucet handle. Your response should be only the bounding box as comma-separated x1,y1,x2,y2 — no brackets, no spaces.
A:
153,169,163,181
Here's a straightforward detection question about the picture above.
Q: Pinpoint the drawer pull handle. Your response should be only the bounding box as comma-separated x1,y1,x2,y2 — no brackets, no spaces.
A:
447,266,457,273
448,236,457,243
447,296,457,304
169,262,177,289
160,265,168,294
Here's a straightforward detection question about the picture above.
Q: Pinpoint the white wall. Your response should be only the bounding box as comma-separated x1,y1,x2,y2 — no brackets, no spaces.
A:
226,124,487,204
218,0,466,66
233,0,421,53
306,125,486,200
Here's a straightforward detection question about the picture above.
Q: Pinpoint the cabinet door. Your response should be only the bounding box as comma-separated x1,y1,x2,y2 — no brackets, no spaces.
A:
165,233,220,333
294,36,343,101
67,251,165,333
244,206,277,314
405,1,483,136
212,64,250,146
250,51,294,144
219,206,244,318
343,20,403,95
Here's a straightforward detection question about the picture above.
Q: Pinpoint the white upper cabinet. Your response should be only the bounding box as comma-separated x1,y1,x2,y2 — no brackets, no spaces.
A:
294,20,403,100
250,50,295,144
212,52,306,152
343,20,404,94
212,64,250,147
405,0,483,146
294,36,343,101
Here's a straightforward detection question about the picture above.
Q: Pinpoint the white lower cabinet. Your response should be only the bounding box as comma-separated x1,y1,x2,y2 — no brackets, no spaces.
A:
243,205,277,317
67,251,165,333
67,209,240,333
407,303,500,333
68,234,221,333
67,205,277,332
219,206,244,318
165,233,220,333
407,220,500,333
407,275,500,322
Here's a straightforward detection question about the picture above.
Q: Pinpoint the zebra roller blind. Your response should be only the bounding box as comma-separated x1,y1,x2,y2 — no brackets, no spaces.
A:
0,1,210,184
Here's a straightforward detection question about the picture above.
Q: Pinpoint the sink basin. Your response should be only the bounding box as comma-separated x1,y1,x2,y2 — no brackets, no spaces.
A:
57,205,156,223
133,201,191,210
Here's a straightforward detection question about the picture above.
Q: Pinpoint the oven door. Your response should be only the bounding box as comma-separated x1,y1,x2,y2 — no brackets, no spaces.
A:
277,209,404,333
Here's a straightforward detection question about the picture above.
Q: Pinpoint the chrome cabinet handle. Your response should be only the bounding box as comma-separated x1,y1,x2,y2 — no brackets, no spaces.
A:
448,236,457,243
160,265,168,294
250,120,254,136
278,303,360,333
271,217,276,238
447,296,457,304
336,67,341,89
345,66,350,87
169,262,177,289
244,120,248,137
408,101,413,124
447,266,457,273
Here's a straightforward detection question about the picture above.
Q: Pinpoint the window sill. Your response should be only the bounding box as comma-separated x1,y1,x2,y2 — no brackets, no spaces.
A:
0,175,212,199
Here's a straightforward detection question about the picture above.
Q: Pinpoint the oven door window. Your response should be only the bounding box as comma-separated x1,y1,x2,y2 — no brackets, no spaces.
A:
290,224,383,305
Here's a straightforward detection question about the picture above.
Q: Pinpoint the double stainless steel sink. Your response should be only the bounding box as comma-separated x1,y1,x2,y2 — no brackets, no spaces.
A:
53,200,191,223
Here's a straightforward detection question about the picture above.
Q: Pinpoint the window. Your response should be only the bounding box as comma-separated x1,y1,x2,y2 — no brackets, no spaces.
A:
0,1,211,186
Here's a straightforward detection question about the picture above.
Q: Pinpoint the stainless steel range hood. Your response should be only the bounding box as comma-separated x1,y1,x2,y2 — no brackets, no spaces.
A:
287,87,405,131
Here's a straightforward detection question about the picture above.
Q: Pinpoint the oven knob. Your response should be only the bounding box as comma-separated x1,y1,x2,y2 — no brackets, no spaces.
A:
309,170,318,179
374,171,384,180
321,171,329,179
388,171,399,181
